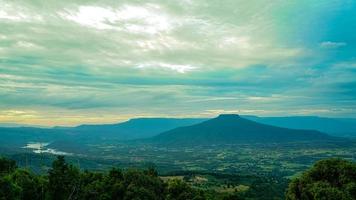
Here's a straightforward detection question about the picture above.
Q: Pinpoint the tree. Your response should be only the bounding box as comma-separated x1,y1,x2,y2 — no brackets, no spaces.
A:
286,158,356,200
103,168,125,200
47,156,80,200
0,157,17,175
77,170,109,200
221,193,245,200
8,168,45,200
0,175,20,200
123,169,166,200
166,179,206,200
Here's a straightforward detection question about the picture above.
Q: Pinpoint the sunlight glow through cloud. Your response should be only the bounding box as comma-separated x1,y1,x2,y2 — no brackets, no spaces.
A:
137,63,196,73
59,5,175,35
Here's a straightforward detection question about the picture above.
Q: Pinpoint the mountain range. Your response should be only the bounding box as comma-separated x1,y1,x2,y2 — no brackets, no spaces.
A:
0,118,207,149
0,114,354,153
64,118,207,140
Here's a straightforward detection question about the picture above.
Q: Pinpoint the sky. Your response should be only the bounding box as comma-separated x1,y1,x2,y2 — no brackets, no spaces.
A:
0,0,355,126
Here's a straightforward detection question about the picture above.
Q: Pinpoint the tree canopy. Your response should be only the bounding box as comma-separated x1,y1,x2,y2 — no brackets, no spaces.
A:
286,158,356,200
0,156,207,200
0,156,355,200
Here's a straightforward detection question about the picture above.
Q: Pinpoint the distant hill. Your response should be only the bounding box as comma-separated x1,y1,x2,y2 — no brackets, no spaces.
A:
0,118,207,148
150,114,333,145
0,127,64,148
64,118,207,141
243,116,356,137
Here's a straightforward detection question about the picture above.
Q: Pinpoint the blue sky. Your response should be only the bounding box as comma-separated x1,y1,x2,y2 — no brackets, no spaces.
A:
0,0,355,126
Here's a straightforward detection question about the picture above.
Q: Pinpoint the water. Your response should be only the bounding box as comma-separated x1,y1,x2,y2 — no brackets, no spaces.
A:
22,142,72,156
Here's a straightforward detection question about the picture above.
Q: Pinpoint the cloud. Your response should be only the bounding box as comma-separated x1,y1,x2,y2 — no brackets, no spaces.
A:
320,41,347,49
0,1,43,22
137,63,196,73
58,6,120,30
0,0,355,125
58,4,176,35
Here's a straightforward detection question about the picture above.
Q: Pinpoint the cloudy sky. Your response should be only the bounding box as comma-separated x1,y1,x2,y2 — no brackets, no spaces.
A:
0,0,355,126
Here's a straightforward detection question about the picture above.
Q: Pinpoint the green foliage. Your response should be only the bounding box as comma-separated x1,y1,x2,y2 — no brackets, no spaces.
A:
242,177,287,200
0,156,207,200
1,156,354,200
47,155,80,200
221,193,244,200
0,175,21,200
8,169,44,200
166,179,206,200
286,158,356,200
0,157,17,175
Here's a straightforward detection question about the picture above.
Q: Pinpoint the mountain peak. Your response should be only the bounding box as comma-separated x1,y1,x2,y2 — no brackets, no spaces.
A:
152,115,330,145
216,114,242,121
216,114,241,119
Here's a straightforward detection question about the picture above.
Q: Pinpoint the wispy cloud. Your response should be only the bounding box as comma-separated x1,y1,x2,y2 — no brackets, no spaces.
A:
320,41,347,49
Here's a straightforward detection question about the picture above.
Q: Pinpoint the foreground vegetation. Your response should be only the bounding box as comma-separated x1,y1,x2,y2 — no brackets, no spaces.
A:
286,158,356,200
0,156,208,200
0,156,355,200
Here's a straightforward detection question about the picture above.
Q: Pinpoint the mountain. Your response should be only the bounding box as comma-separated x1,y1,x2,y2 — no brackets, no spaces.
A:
64,118,207,140
0,118,207,150
243,116,356,137
0,127,64,149
0,118,207,154
151,114,333,145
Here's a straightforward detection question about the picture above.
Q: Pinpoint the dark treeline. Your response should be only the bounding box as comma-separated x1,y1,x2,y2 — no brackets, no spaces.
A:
0,156,207,200
0,156,355,200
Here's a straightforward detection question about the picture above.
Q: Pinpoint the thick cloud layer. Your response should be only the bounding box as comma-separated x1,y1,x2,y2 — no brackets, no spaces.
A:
0,0,355,125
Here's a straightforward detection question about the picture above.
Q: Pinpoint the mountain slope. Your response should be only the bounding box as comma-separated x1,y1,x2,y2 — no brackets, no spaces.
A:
243,116,356,137
0,118,207,153
65,118,207,140
151,114,332,145
0,127,64,148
